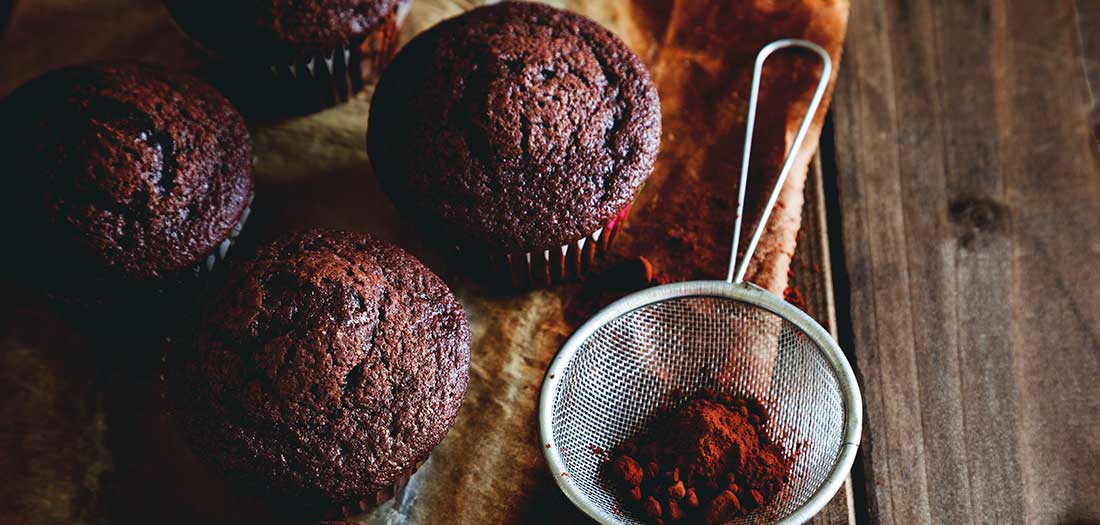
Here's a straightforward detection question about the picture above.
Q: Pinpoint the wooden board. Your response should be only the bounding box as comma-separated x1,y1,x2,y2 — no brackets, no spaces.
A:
796,156,854,525
832,0,1100,521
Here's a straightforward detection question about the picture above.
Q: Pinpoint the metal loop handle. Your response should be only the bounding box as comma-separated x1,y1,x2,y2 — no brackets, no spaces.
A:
727,39,832,283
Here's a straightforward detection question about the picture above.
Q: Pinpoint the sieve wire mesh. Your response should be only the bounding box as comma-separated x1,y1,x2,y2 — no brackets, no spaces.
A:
547,295,847,525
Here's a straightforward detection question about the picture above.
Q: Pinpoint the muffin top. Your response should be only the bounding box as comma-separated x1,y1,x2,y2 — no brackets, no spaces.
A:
164,0,403,55
368,1,661,252
1,62,253,290
170,229,470,514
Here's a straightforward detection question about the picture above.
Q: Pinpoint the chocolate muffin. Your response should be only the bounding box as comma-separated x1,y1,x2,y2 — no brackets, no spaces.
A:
164,0,410,112
367,2,661,285
0,62,253,306
169,229,470,518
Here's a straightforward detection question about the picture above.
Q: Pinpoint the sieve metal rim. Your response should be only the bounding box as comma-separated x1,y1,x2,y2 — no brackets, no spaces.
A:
537,280,863,525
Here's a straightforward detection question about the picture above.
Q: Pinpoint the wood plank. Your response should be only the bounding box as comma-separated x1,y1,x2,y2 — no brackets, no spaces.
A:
798,154,855,525
831,0,932,520
792,155,839,334
833,0,1100,522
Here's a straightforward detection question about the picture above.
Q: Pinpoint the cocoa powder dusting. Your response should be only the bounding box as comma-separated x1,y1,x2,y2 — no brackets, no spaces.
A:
783,286,806,311
607,391,796,524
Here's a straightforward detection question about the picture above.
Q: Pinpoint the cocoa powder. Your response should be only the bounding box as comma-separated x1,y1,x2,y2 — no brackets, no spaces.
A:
607,391,796,524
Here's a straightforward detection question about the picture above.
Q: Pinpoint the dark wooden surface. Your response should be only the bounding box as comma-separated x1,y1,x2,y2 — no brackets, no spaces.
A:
831,0,1100,522
798,155,855,525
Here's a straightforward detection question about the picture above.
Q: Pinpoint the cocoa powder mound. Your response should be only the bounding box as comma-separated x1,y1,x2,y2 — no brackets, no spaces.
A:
607,391,796,524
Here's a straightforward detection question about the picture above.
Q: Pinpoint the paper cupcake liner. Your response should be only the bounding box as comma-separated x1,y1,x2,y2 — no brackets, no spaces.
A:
462,205,632,289
320,460,424,520
190,194,253,278
268,0,409,110
44,193,254,312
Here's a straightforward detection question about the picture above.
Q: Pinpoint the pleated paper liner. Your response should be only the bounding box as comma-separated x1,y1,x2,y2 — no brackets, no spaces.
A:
43,193,253,316
462,206,631,289
267,0,409,113
191,196,252,278
324,462,422,521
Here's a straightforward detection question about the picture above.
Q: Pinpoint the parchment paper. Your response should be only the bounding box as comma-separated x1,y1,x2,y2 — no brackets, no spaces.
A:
0,1,847,523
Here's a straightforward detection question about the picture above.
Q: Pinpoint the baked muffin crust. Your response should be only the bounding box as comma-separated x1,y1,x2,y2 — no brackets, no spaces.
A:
170,229,470,515
2,62,253,289
368,1,661,251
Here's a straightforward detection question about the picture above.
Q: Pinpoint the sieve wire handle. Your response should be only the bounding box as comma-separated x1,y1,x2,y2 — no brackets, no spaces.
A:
727,39,833,284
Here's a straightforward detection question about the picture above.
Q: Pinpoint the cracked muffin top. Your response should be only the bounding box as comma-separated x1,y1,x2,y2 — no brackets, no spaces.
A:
367,1,661,252
1,62,253,294
163,0,404,57
169,228,470,516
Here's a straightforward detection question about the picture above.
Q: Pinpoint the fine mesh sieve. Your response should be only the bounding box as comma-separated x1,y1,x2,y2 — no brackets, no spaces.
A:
538,40,862,525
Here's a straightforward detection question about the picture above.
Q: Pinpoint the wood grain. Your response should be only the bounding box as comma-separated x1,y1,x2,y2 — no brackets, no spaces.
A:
797,156,854,525
833,0,1100,522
